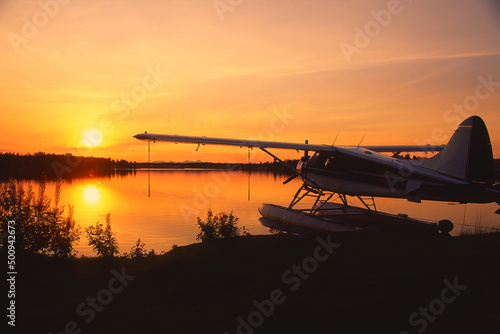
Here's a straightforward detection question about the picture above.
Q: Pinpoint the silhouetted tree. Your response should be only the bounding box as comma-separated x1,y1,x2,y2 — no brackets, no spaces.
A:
85,213,119,257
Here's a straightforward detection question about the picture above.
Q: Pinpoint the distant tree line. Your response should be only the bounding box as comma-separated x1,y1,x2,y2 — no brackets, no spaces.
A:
0,152,299,181
0,152,135,181
5,152,494,182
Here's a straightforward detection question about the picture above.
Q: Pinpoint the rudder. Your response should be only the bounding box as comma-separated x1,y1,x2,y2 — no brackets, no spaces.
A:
421,116,494,183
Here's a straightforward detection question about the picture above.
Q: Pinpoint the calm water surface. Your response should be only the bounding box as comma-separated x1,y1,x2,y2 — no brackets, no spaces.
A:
29,170,500,256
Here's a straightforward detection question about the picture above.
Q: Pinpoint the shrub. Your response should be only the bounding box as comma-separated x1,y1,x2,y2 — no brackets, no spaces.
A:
0,179,80,257
85,213,119,257
124,239,161,259
268,225,286,235
128,238,147,259
196,210,249,242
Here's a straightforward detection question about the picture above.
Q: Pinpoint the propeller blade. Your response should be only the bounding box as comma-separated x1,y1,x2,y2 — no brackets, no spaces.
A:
283,175,298,185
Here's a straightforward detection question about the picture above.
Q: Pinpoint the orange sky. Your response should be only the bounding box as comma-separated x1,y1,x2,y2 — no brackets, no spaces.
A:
1,0,500,163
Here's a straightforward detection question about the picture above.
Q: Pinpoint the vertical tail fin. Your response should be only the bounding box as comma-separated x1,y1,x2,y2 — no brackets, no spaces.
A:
422,116,494,183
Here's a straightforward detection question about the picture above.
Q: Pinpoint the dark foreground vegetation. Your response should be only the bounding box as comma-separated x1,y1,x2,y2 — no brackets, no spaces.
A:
13,232,500,334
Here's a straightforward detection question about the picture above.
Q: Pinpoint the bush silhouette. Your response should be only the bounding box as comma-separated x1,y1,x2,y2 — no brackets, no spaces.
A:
0,179,80,257
129,238,147,258
196,210,248,242
85,213,119,257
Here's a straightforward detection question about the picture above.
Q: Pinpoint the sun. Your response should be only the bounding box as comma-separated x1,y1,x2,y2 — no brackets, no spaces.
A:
82,129,103,147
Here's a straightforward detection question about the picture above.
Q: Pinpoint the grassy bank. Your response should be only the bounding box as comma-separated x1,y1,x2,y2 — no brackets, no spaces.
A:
13,232,500,334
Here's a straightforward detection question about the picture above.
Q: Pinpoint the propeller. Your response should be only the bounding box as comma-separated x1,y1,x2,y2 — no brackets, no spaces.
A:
281,140,309,185
283,174,298,185
259,140,313,186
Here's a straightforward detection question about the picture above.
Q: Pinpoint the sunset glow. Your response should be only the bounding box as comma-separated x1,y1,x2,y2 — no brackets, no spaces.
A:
1,0,499,162
82,129,103,147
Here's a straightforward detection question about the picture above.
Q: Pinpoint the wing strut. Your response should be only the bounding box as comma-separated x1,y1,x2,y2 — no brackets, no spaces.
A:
259,147,300,177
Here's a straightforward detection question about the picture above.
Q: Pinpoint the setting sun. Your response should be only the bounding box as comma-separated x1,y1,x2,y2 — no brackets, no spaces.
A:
82,129,103,148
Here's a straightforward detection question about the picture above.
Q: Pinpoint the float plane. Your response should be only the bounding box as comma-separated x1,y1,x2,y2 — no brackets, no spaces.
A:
134,116,500,234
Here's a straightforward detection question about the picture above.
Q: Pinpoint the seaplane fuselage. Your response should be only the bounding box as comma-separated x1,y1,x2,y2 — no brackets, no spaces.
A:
299,146,500,204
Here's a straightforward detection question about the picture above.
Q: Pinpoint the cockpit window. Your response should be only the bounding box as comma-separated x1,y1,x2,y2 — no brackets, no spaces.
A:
325,156,335,169
308,152,338,169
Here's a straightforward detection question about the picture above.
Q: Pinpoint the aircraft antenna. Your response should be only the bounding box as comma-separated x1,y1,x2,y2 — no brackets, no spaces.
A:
332,133,339,146
357,135,366,148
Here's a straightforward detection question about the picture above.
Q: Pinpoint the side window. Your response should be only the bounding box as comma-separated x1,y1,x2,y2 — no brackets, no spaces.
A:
307,152,340,171
307,152,328,167
325,156,336,169
316,153,329,167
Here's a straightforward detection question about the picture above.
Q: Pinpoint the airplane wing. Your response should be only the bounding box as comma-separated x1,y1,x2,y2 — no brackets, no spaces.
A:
133,133,444,153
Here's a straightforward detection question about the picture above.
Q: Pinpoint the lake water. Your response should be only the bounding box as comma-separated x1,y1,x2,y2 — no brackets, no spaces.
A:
22,170,500,256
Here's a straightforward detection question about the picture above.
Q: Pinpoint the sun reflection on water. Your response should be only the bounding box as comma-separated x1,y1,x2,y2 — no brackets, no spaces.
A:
83,186,100,204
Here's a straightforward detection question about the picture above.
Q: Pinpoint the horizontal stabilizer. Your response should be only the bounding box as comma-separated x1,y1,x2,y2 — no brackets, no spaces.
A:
404,183,500,204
